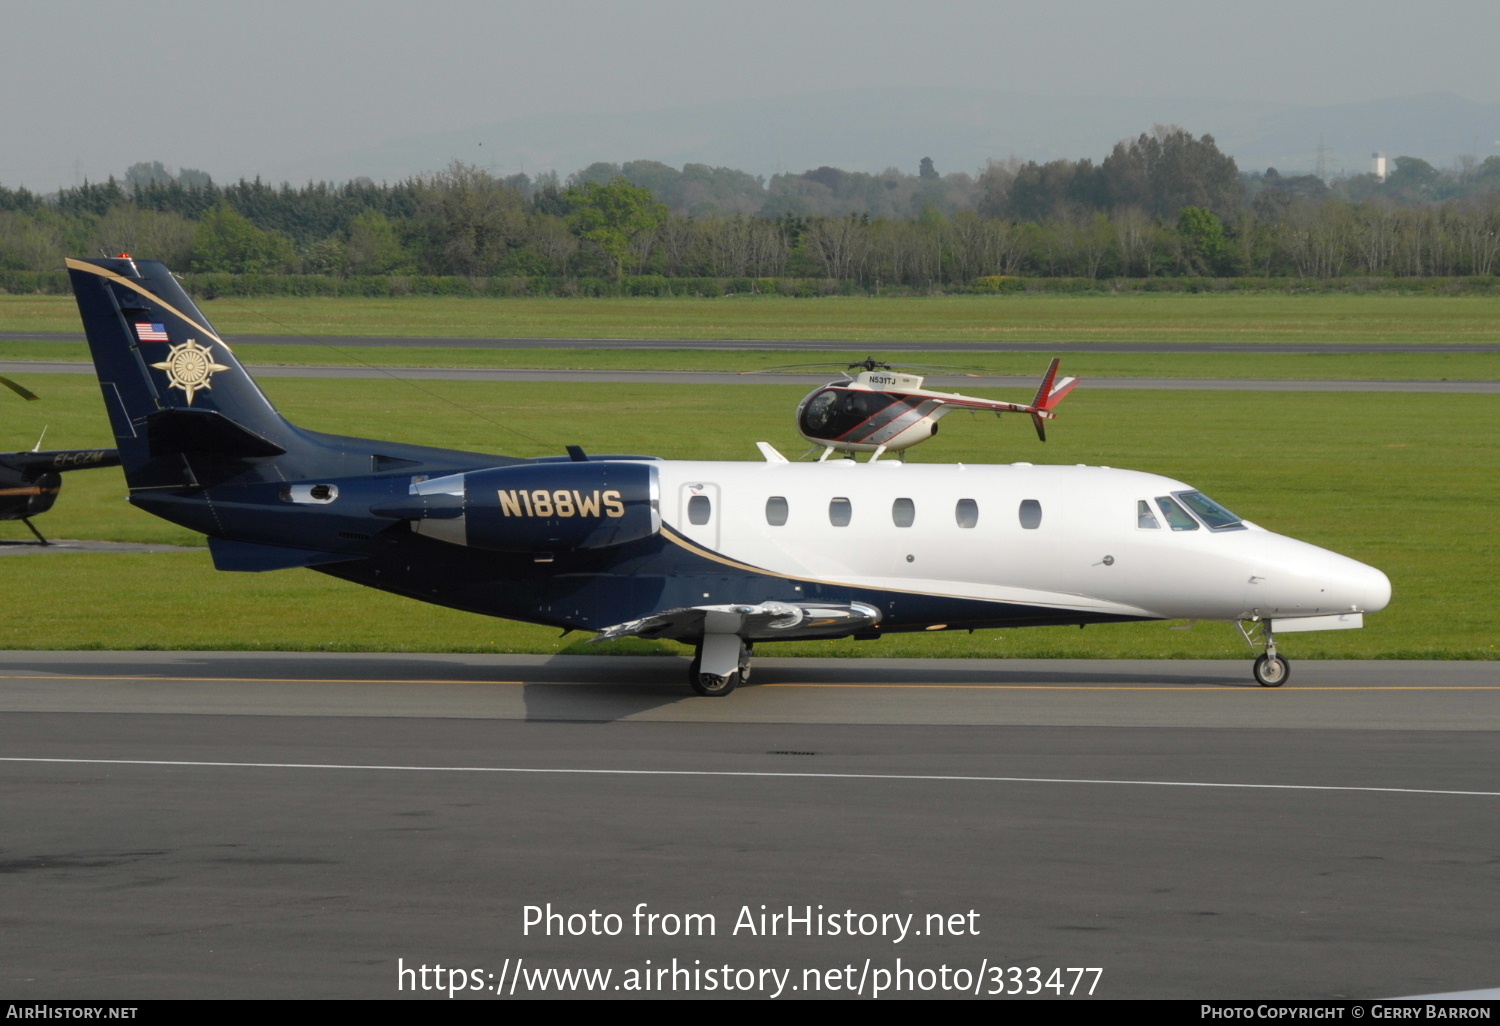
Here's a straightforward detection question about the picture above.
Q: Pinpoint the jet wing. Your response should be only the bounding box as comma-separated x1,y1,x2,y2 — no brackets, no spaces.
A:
592,601,882,644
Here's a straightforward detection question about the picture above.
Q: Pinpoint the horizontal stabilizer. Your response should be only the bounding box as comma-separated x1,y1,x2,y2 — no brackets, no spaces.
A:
147,409,286,460
209,537,362,573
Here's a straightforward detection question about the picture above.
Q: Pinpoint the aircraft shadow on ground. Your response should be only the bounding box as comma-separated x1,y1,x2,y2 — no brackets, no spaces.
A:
3,654,1258,725
512,657,1260,715
520,654,700,720
4,653,703,723
745,662,1252,688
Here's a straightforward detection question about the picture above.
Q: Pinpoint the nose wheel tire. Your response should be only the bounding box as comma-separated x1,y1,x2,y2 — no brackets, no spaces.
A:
1253,653,1290,688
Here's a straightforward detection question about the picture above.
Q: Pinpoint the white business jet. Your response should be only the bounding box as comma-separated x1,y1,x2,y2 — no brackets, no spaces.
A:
67,256,1390,696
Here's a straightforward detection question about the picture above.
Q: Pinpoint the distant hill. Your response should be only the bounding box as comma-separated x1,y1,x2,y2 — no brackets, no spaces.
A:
265,88,1499,185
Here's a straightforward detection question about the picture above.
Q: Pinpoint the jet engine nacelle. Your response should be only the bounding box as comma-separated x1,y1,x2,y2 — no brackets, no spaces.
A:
383,460,661,553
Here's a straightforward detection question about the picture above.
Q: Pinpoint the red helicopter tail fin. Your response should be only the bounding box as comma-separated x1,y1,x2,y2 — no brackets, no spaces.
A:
1027,359,1079,441
1030,358,1079,412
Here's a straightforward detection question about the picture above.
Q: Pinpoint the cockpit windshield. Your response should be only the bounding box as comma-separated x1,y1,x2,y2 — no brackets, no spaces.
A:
1175,490,1245,530
799,388,917,438
1154,496,1199,531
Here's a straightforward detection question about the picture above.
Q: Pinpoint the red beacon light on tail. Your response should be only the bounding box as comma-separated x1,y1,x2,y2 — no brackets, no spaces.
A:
795,358,1078,461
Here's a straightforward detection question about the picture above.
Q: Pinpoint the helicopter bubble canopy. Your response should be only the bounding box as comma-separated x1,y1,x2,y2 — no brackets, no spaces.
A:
795,359,1077,457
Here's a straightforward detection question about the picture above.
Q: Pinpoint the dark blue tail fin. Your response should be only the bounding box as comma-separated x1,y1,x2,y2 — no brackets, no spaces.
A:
66,257,298,489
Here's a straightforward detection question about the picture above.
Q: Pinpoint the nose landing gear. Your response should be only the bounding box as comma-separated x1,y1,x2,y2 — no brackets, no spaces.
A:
1252,651,1290,687
1239,620,1290,687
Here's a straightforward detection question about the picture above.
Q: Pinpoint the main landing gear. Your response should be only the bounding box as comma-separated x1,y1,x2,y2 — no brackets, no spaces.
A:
688,637,753,697
1239,620,1290,688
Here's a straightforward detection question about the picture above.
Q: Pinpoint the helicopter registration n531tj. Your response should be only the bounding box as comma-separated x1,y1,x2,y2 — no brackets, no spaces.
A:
67,256,1389,695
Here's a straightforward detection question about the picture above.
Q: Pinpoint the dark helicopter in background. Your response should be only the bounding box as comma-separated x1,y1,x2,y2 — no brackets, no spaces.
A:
794,357,1078,461
1,375,120,544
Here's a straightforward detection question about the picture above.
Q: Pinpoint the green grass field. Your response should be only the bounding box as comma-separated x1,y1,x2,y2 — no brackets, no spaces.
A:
4,374,1496,659
4,340,1497,382
7,292,1500,344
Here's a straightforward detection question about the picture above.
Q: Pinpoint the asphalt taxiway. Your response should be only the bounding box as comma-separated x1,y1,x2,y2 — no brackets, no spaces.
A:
2,651,1496,999
7,330,1500,353
3,360,1494,393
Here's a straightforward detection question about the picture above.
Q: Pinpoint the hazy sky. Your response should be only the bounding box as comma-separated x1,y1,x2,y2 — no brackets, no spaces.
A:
6,0,1495,189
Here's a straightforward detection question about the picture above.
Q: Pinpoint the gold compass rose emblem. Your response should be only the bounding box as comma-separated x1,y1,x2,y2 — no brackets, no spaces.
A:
151,339,229,406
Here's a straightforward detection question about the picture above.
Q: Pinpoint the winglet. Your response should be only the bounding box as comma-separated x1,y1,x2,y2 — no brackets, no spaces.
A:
756,442,789,463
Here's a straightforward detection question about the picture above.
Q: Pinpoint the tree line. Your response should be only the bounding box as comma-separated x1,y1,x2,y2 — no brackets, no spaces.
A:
3,128,1498,287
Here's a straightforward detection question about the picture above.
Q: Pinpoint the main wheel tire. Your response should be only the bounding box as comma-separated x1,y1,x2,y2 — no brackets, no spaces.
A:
1253,653,1290,688
691,670,739,697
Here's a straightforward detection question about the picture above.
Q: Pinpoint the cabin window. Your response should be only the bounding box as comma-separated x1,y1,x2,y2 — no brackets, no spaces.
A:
1176,490,1245,530
892,497,916,528
829,497,852,527
765,496,789,526
688,494,712,525
955,498,979,529
1155,496,1199,531
1137,500,1161,529
1018,499,1042,529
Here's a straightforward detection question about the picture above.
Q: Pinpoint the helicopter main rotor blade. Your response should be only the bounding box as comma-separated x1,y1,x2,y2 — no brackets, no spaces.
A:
745,360,978,375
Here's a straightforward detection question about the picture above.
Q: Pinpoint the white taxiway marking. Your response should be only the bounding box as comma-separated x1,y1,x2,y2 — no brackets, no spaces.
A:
2,757,1498,798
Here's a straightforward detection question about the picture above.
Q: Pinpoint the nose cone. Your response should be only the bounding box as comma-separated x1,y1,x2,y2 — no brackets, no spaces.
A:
1332,554,1391,614
1241,532,1392,619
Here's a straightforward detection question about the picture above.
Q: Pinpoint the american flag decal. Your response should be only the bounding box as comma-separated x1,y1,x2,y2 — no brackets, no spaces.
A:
134,323,169,341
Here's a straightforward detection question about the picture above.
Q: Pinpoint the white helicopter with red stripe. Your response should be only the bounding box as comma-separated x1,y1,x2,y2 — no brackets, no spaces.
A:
795,358,1078,460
